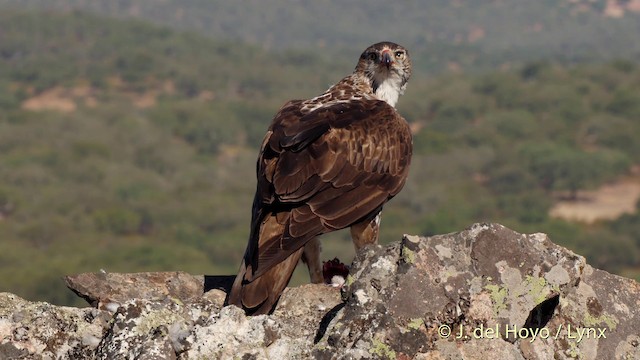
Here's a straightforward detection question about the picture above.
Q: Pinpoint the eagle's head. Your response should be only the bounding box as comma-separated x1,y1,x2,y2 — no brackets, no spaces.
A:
356,42,412,107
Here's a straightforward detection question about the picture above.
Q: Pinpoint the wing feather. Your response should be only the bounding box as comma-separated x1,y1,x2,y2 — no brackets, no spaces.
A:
247,98,412,279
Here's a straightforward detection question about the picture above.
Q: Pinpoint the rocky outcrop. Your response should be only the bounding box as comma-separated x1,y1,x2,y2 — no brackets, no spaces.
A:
315,223,639,359
1,223,639,359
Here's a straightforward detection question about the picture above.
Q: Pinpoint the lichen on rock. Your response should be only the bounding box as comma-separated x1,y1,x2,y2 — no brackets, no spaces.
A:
1,223,639,359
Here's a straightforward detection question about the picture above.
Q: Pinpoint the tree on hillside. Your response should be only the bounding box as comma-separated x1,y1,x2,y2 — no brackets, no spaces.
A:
519,143,630,200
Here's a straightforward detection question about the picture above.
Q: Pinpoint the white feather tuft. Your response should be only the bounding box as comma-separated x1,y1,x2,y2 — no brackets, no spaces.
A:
373,71,405,107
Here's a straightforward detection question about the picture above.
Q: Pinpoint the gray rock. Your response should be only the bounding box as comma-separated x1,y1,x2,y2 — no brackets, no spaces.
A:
64,271,233,310
0,292,110,359
1,223,638,359
94,284,341,359
315,223,640,359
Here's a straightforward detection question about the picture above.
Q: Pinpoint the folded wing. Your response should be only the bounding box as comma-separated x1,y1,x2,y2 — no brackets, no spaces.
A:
246,99,412,280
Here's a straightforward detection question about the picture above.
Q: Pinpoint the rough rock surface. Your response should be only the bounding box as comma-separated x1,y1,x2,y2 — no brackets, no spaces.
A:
1,223,638,359
64,271,234,310
316,223,640,359
0,293,110,359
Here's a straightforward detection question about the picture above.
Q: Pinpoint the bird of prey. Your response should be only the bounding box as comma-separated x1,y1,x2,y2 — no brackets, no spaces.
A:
227,42,413,315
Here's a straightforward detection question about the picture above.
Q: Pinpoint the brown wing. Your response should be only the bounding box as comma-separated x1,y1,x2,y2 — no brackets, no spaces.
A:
246,99,412,280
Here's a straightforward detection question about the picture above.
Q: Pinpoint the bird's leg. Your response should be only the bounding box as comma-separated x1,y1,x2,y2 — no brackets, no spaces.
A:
301,237,324,284
350,212,381,251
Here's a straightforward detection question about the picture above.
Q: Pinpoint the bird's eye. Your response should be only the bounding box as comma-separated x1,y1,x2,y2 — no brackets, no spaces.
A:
394,51,404,58
367,52,377,61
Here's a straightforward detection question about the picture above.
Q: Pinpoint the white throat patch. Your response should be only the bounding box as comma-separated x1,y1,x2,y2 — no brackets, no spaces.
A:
373,72,405,108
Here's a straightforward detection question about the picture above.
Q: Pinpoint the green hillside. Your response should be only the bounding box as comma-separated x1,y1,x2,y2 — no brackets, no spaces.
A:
0,10,638,306
2,0,640,73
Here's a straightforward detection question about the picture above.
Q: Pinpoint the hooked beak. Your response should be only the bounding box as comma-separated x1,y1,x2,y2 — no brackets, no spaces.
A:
381,51,392,69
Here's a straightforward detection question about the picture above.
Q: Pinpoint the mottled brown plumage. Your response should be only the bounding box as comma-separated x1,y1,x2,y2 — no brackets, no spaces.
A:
227,42,413,314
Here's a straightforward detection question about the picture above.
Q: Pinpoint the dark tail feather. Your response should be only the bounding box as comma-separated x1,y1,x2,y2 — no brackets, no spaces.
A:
227,247,304,315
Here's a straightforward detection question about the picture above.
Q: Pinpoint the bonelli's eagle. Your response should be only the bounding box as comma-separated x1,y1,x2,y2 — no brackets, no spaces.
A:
228,42,413,315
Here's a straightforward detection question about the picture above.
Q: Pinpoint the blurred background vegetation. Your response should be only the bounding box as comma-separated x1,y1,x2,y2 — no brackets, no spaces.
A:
0,1,639,306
